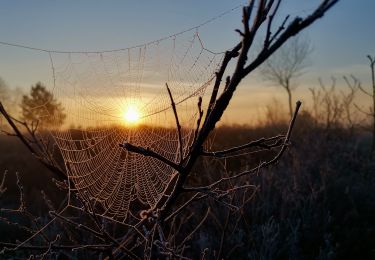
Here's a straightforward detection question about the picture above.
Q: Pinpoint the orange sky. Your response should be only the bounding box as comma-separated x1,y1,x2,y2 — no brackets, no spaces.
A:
0,1,374,127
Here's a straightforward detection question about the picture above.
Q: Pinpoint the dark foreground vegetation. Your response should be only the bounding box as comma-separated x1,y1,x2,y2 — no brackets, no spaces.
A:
1,110,374,259
188,115,375,259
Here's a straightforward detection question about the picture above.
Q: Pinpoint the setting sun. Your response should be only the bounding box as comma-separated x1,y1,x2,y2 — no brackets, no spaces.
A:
123,106,140,124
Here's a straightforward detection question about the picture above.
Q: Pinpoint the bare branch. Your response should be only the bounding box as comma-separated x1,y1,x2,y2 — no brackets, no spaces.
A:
201,135,285,158
49,211,105,241
358,84,373,97
354,103,372,117
185,101,301,191
205,44,241,121
0,102,36,155
367,55,375,154
346,74,373,97
177,207,210,250
264,0,282,48
269,15,290,44
0,102,67,180
0,170,7,197
164,193,206,222
119,142,183,172
0,242,111,252
193,97,204,144
166,83,184,163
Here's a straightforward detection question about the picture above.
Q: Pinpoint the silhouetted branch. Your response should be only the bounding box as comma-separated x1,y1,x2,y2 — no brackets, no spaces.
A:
49,211,105,241
177,207,210,251
205,44,241,120
352,79,372,98
0,242,112,251
0,170,7,198
185,101,301,191
201,135,285,158
354,103,372,117
264,0,282,48
0,102,36,155
164,193,206,222
190,97,204,152
0,102,67,180
367,55,375,154
119,142,183,172
166,83,184,163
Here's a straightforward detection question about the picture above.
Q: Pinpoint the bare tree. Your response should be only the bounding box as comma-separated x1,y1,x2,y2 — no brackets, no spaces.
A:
0,1,339,258
352,55,375,156
260,35,312,118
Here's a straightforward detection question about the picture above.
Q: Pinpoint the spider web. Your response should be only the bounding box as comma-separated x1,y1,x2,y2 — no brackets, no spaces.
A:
0,4,246,223
45,30,224,222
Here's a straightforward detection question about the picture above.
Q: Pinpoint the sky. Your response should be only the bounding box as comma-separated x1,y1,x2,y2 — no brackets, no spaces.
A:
0,0,374,126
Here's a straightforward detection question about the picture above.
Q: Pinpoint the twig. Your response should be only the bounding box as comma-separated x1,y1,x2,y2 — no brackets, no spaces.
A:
201,135,284,158
217,196,234,260
0,242,111,251
185,101,301,191
0,170,7,197
164,193,205,222
264,0,282,48
119,143,183,172
16,172,25,212
166,83,184,163
0,102,36,155
354,103,372,117
0,216,35,234
243,1,339,77
190,97,204,153
177,207,211,250
49,211,105,241
205,44,241,121
0,102,67,180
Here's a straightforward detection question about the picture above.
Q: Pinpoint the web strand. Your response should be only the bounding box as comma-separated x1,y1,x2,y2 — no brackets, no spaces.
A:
0,4,244,54
44,30,222,222
0,3,243,223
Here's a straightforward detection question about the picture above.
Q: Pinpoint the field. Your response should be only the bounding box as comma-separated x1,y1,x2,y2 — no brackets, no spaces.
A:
1,113,374,259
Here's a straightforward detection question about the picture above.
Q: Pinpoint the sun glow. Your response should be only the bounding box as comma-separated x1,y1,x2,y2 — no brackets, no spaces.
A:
123,106,141,124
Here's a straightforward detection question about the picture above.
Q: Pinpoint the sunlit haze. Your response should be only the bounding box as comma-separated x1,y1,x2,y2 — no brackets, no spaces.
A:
123,105,140,125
